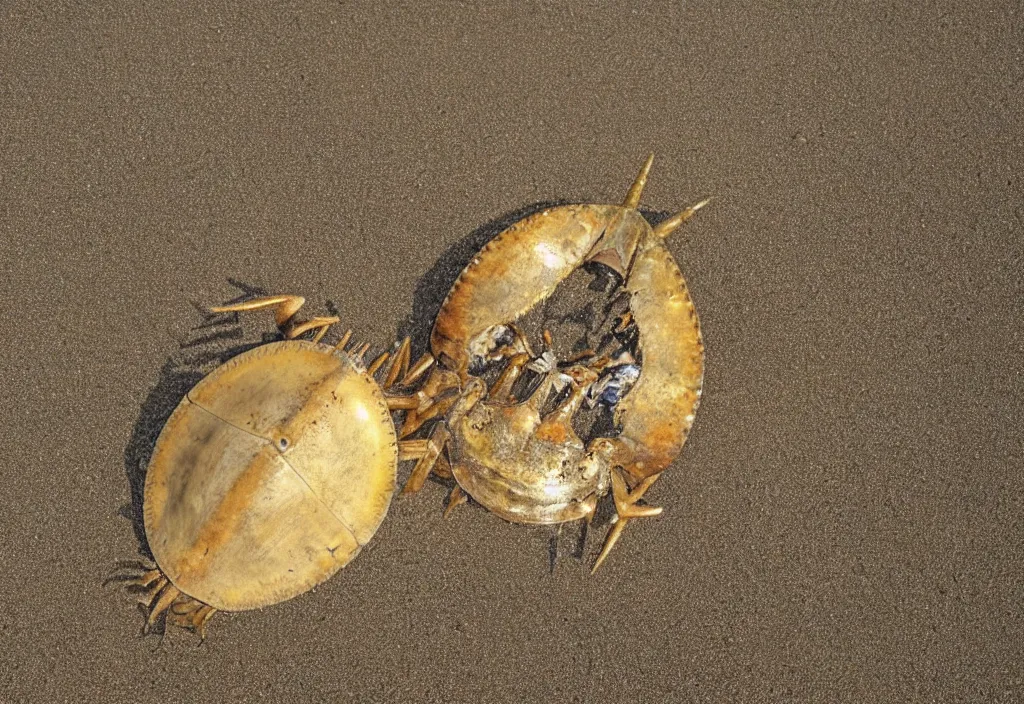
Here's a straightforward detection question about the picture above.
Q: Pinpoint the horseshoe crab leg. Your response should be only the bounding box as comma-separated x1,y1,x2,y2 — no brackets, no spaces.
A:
613,311,633,333
210,294,341,343
591,470,663,574
165,598,218,640
398,439,429,461
116,563,207,637
333,328,353,351
488,352,532,402
367,351,390,376
107,567,162,590
192,605,217,641
144,582,181,634
397,436,454,475
387,395,421,411
402,352,435,386
383,338,411,388
396,369,462,438
137,575,168,605
406,392,461,428
401,424,452,494
398,378,487,491
535,366,598,441
432,452,453,479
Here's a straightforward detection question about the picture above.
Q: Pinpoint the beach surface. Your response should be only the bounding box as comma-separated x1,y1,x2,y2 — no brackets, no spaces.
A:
1,2,1021,701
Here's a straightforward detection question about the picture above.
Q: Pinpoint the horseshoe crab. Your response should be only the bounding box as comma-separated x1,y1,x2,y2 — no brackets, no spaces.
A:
115,295,409,637
391,155,708,571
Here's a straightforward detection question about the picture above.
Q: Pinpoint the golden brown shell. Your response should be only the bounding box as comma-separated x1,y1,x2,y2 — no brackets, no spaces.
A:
143,341,397,611
612,234,704,480
431,204,650,377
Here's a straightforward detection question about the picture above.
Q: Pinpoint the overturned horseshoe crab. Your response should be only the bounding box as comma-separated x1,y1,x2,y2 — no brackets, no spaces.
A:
114,295,412,637
391,155,708,572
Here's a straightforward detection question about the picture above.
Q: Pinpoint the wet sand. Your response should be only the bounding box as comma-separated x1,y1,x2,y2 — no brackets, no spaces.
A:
1,2,1021,701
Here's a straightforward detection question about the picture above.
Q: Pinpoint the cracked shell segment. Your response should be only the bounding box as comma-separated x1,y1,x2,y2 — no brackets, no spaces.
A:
431,205,616,370
616,237,704,476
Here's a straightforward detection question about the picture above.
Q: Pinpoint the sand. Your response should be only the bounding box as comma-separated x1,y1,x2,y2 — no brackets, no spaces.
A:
1,2,1021,701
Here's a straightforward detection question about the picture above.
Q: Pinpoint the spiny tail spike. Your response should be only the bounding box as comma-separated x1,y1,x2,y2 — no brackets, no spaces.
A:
623,153,655,209
652,197,712,239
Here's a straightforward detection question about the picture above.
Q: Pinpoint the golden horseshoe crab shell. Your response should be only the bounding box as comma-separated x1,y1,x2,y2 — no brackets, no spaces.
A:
145,340,397,610
116,296,399,637
390,156,708,572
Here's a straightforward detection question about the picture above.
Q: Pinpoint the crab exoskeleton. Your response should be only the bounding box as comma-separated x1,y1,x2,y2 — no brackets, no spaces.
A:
390,155,708,571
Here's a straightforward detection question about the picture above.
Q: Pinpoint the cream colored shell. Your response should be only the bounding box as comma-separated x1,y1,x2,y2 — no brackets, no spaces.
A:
143,341,397,611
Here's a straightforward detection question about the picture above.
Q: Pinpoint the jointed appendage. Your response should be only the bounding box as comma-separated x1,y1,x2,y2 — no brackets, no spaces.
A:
399,423,452,494
394,370,461,438
211,296,426,392
108,561,218,639
211,295,340,344
591,469,662,574
166,601,217,639
488,352,532,402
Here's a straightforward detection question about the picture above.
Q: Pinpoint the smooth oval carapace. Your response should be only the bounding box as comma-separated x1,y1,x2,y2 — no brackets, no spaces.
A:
143,341,397,611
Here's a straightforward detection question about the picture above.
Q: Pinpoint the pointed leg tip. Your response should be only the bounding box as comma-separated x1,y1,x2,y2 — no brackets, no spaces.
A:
591,519,628,575
622,504,663,519
443,486,467,518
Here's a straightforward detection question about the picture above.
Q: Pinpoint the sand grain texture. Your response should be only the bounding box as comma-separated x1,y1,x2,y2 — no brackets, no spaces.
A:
1,2,1021,702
